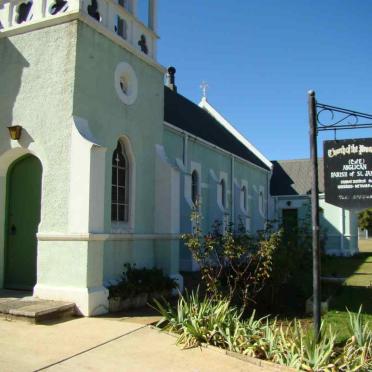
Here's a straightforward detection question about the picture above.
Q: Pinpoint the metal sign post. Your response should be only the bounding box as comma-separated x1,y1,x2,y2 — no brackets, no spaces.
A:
307,90,372,340
308,91,321,340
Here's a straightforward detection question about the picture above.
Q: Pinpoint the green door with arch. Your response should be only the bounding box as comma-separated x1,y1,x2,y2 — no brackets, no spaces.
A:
5,155,42,290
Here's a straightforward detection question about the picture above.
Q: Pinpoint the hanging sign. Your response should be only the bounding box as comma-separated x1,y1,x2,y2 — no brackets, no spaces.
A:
324,138,372,209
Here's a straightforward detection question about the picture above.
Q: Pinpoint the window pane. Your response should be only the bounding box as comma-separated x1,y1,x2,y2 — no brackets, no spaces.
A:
112,168,117,184
111,140,130,223
111,204,117,221
117,152,125,167
118,168,126,186
111,187,117,203
118,186,125,203
192,171,199,204
118,204,125,221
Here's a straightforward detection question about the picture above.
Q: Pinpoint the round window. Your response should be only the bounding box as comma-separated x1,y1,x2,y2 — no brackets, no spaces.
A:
114,62,138,105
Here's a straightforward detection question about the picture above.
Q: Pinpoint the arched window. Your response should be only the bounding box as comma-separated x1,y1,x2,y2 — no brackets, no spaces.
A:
221,179,226,208
241,185,247,211
191,170,199,205
111,141,129,222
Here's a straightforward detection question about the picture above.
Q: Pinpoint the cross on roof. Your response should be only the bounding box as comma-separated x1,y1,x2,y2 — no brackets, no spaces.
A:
200,81,208,99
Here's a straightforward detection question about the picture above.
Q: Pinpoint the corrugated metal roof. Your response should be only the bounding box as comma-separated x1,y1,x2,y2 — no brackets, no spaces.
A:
270,159,324,196
163,86,271,171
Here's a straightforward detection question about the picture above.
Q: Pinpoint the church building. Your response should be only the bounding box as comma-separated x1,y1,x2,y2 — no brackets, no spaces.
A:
0,0,273,315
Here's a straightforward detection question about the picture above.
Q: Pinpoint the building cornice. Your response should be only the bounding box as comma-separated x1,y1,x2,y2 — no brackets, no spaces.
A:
37,233,180,241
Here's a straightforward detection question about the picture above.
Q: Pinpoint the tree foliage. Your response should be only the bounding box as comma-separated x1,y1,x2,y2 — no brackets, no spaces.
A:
358,209,372,231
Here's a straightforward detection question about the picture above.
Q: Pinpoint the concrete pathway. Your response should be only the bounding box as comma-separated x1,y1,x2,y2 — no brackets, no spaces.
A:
0,316,269,372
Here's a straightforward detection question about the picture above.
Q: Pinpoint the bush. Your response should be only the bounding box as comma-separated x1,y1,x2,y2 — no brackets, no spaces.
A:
182,208,281,312
108,263,177,299
257,205,324,315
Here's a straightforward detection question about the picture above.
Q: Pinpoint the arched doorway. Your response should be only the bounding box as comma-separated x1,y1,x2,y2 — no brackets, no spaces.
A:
4,155,42,290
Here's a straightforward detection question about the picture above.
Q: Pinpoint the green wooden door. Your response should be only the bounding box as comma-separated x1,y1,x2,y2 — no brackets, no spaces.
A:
5,155,42,290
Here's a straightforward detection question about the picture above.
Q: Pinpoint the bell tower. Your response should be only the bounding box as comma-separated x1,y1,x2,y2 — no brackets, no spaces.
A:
0,0,158,60
0,0,169,315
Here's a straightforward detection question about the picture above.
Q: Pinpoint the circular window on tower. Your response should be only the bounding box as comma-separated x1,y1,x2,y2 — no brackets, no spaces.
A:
114,62,138,105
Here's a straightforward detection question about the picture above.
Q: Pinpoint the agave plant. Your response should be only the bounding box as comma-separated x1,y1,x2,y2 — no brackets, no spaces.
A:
299,325,336,371
347,306,372,348
154,288,241,348
335,306,372,371
153,291,372,371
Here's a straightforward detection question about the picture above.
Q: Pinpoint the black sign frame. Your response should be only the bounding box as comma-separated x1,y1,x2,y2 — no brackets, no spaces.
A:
324,138,372,210
308,91,372,340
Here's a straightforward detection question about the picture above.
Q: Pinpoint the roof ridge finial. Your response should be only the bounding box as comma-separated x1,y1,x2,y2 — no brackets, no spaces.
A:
200,80,208,101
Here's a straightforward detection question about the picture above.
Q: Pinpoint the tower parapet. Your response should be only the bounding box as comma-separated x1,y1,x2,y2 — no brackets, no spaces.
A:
0,0,158,60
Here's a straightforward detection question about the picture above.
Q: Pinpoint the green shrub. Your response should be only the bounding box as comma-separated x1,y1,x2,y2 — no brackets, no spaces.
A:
108,263,177,299
182,208,280,312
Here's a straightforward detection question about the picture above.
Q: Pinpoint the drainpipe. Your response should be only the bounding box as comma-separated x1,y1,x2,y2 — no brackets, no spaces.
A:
183,133,188,167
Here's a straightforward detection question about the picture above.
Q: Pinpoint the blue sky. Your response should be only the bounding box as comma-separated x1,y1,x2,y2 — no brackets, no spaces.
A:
157,1,372,160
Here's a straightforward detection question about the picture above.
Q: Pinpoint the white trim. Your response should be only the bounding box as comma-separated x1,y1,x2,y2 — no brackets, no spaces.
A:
69,116,107,233
114,62,138,105
199,98,273,170
37,233,180,241
163,121,271,174
175,158,187,172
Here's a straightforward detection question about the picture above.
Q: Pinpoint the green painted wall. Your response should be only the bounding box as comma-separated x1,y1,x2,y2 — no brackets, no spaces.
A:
163,127,269,232
275,196,358,255
163,129,183,163
73,21,164,234
234,157,269,232
0,22,77,233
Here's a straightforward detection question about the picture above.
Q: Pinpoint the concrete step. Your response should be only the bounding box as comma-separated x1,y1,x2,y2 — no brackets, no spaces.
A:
0,292,76,323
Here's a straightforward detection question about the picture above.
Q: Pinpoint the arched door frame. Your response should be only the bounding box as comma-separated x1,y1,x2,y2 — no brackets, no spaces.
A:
0,147,44,289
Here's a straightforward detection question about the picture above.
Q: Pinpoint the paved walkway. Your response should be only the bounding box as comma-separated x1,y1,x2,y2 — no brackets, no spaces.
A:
0,316,270,372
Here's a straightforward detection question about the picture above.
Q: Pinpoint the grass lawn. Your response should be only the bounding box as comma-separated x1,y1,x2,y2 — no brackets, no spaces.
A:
322,253,372,286
320,242,372,342
323,286,372,342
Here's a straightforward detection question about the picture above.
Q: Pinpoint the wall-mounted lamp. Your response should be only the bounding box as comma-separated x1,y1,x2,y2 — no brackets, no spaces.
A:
7,125,22,140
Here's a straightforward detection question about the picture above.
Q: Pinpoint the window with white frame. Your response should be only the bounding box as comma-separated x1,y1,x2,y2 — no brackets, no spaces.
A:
221,178,226,209
191,170,199,206
111,141,129,222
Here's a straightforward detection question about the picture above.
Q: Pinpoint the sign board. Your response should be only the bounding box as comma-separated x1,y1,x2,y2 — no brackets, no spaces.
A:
324,138,372,209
